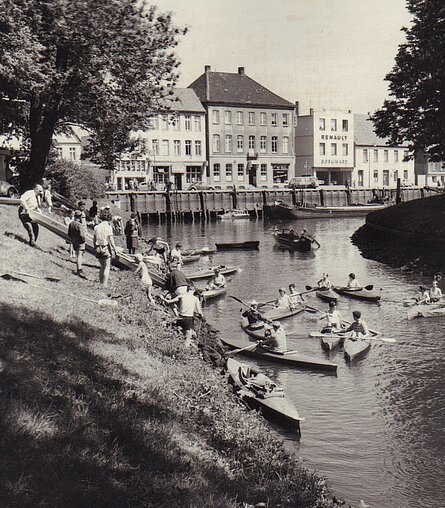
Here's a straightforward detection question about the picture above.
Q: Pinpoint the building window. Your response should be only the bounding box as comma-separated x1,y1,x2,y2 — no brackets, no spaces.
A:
404,170,408,180
148,116,158,129
225,135,232,153
185,140,192,156
342,143,348,156
331,143,337,156
342,119,348,132
373,149,378,162
162,139,169,156
271,113,277,126
194,115,201,131
161,115,169,130
225,163,233,181
248,135,255,150
248,112,255,125
174,140,181,156
152,139,159,156
237,135,243,153
69,147,76,160
260,112,266,126
319,118,325,131
320,143,326,156
403,150,409,160
384,150,389,163
213,163,220,181
260,164,267,181
373,170,378,183
213,134,220,153
283,113,289,127
212,110,220,124
237,111,243,125
272,163,289,183
171,115,180,131
331,119,337,131
225,111,232,125
57,147,63,158
383,169,389,186
271,136,278,153
260,136,267,153
195,140,202,156
184,115,191,131
186,166,203,184
363,149,368,163
394,150,399,162
237,164,244,179
282,136,289,154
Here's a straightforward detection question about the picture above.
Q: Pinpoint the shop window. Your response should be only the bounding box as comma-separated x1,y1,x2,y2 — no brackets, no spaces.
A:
272,164,289,183
186,166,202,184
260,164,267,181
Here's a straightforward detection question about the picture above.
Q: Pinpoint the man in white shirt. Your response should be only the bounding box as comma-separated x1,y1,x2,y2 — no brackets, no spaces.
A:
275,288,293,308
19,184,44,245
93,210,116,288
347,273,361,289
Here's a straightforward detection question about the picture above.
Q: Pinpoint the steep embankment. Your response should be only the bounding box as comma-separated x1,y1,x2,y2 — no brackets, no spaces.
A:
0,204,340,508
352,193,445,275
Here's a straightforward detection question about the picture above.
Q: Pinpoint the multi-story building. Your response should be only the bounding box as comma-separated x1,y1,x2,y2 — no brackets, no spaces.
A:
294,108,354,185
113,88,206,191
414,152,445,187
188,66,296,189
54,131,83,162
353,114,414,188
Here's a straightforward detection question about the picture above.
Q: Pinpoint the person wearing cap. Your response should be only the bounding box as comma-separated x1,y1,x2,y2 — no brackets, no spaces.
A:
68,210,87,277
170,242,183,268
347,273,361,289
18,184,44,245
430,280,443,302
242,300,265,328
93,209,117,288
134,253,154,304
319,301,344,333
275,288,293,309
205,267,226,291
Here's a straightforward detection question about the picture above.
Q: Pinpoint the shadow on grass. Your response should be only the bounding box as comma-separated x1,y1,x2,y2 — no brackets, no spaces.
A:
0,302,232,508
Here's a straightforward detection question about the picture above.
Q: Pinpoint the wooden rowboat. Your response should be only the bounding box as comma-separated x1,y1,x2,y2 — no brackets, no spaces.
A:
333,286,381,302
226,357,303,434
316,288,338,303
276,202,387,219
186,265,238,281
215,241,259,250
343,337,371,362
222,336,337,372
272,229,314,251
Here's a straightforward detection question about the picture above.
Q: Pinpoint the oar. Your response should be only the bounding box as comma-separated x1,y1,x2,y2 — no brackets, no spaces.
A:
258,287,319,307
3,269,61,282
338,319,396,343
225,342,259,357
338,284,375,291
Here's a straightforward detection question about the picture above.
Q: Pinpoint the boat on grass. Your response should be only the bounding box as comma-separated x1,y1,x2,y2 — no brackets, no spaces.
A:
217,209,250,219
333,286,381,302
186,265,239,281
272,228,317,251
226,357,303,434
274,201,387,219
215,241,259,250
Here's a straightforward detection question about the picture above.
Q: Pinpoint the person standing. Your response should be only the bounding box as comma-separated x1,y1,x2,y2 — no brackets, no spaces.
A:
93,210,116,288
166,262,190,296
89,200,98,223
124,213,140,255
68,210,87,278
134,253,155,304
18,184,44,246
42,183,53,212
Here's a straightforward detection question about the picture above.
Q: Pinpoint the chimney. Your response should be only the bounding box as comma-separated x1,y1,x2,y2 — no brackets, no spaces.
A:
238,67,245,75
205,65,211,73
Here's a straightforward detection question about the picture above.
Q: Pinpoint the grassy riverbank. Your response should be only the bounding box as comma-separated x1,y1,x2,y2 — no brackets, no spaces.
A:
0,204,341,507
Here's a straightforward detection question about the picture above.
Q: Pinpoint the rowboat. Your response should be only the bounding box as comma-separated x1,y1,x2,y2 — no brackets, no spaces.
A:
316,287,338,303
215,241,259,250
333,286,381,302
186,265,239,281
216,209,250,219
272,228,316,251
200,286,227,301
222,336,337,372
343,337,371,362
407,302,445,319
226,357,303,434
28,210,167,286
275,202,387,219
263,305,305,321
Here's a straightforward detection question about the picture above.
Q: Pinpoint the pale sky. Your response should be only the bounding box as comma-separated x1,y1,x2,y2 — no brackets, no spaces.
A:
154,0,411,115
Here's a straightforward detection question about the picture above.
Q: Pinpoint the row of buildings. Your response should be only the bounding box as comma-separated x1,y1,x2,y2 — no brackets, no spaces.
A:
1,66,444,190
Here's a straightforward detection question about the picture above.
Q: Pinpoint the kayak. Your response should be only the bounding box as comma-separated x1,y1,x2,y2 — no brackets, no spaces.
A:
201,286,227,301
407,303,445,319
263,305,305,321
226,357,303,434
316,288,338,303
333,286,381,302
186,265,238,281
215,241,259,250
309,331,345,351
181,254,200,264
221,336,337,372
343,337,371,362
183,247,216,256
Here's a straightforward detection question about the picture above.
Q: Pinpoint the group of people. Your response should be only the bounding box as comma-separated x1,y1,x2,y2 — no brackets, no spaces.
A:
417,280,443,304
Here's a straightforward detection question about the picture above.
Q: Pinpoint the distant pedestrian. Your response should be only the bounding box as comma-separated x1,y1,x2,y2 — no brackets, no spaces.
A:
89,200,98,222
42,183,53,212
134,253,154,304
64,210,76,259
18,184,44,246
68,210,87,278
77,201,87,226
93,210,116,288
124,213,140,254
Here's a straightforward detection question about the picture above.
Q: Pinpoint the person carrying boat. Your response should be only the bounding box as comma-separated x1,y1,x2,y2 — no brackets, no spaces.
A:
275,288,293,308
260,321,287,353
341,310,369,338
317,273,332,289
206,267,226,290
347,273,361,289
319,301,344,332
242,300,265,328
288,284,305,305
429,280,443,302
18,184,44,246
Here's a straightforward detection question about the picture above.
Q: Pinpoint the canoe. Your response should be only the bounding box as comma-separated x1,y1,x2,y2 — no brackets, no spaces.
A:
333,286,381,302
343,337,371,362
186,265,238,281
0,197,21,205
201,286,227,301
28,210,167,286
183,247,216,256
276,202,387,219
263,305,305,321
226,357,303,434
222,336,337,372
316,288,338,303
273,230,314,251
407,303,445,319
215,241,259,250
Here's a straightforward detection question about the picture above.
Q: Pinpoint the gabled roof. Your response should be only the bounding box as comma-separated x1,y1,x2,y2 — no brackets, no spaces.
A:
189,69,294,109
159,88,205,113
354,114,408,147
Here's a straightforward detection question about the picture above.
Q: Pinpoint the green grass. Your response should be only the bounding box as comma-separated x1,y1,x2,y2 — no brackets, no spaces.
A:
0,204,341,507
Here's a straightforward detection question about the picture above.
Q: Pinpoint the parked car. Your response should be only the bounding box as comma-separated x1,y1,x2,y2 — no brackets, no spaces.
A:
287,176,322,189
0,180,18,197
187,183,215,191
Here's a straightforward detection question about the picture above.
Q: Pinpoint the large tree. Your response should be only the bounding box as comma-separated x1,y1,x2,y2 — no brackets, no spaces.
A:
0,0,185,188
372,0,445,161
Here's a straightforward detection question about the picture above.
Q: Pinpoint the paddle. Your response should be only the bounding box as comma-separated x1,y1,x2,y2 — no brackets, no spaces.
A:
4,269,61,282
225,342,259,357
337,319,396,343
258,287,319,308
337,285,375,291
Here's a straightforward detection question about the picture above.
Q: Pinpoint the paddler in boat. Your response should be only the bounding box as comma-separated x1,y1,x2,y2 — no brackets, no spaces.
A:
205,267,226,290
319,301,345,333
416,286,431,304
347,272,361,289
275,288,293,309
260,321,287,353
242,300,265,328
300,228,321,248
317,272,332,289
429,280,443,302
341,310,369,338
288,283,305,305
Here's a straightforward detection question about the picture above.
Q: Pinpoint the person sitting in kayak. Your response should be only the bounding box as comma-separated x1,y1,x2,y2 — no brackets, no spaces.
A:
342,310,369,338
320,301,344,332
417,286,431,304
275,288,293,308
317,273,332,289
347,273,361,289
205,267,226,290
430,280,443,302
289,283,305,305
242,300,265,328
260,321,287,353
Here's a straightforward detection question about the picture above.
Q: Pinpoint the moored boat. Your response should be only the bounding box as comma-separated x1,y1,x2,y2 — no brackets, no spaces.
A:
333,286,381,302
343,337,371,362
226,357,303,434
186,265,239,281
272,228,316,251
215,241,259,250
216,209,250,219
276,202,387,219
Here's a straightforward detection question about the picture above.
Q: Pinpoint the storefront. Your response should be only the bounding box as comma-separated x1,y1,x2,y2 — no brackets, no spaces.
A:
272,164,289,184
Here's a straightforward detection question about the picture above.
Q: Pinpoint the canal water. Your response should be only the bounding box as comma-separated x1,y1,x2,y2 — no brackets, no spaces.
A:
142,217,445,508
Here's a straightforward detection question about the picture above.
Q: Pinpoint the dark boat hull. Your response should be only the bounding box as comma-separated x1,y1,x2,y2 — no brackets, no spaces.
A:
216,241,259,250
273,235,313,251
334,287,381,302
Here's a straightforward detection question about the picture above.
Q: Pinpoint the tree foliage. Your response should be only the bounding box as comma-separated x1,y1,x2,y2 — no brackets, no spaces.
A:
372,1,445,161
0,0,185,187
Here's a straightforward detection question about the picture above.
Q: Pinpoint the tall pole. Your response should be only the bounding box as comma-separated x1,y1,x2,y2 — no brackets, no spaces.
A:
368,148,371,188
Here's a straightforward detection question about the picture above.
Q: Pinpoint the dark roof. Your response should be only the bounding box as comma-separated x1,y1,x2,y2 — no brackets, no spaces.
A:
159,88,205,113
354,114,408,147
189,70,294,109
